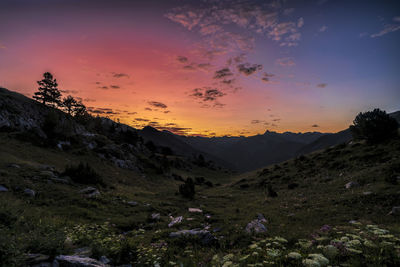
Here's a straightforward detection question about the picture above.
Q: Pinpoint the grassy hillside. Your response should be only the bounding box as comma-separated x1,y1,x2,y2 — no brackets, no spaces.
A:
1,130,400,266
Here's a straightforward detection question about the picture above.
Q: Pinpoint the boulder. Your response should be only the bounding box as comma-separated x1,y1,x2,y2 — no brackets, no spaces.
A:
127,201,138,206
169,229,216,245
345,181,359,189
245,214,267,234
55,255,106,267
24,188,36,197
245,220,267,234
151,213,161,220
168,216,183,227
0,185,8,192
79,187,100,198
188,208,203,213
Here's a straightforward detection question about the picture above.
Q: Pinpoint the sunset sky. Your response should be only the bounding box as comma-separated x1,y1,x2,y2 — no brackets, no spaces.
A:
0,0,399,136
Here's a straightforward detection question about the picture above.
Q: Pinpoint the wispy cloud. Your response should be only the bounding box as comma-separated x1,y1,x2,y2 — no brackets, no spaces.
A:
214,68,233,79
261,72,275,82
275,57,295,67
112,72,130,78
370,23,400,38
237,63,263,76
319,25,328,32
148,101,168,109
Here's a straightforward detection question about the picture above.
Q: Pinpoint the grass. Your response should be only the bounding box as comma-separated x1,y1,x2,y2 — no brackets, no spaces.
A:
0,131,400,266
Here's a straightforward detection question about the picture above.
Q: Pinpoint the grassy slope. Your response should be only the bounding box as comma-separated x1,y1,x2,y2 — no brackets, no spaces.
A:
1,131,400,265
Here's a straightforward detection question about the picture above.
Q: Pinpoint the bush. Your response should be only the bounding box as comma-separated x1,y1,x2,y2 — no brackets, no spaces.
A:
350,109,398,144
179,178,195,199
63,162,103,185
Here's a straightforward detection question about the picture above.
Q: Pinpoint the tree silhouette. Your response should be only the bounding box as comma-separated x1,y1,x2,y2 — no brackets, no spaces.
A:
350,108,398,144
61,95,87,117
33,72,61,107
62,95,77,115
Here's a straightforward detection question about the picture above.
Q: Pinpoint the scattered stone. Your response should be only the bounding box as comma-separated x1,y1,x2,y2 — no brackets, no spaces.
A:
8,163,21,169
169,229,216,245
127,201,138,206
99,256,110,264
0,185,8,192
55,255,106,267
79,187,101,198
257,213,267,222
345,181,359,189
245,219,267,234
151,213,161,220
24,188,36,197
168,216,183,227
388,206,400,216
363,191,372,195
188,208,203,213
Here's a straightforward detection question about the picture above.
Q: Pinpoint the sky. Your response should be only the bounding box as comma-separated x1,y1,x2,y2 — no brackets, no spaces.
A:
0,0,399,136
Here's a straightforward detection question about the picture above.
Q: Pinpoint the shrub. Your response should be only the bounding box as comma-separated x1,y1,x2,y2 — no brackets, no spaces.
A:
350,109,398,144
179,178,195,199
63,162,103,185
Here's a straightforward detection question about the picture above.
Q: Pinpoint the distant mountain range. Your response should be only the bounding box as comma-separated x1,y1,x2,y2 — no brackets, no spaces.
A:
139,112,400,172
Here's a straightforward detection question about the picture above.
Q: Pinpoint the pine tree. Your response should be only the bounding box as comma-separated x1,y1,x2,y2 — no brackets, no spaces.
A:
62,95,77,115
33,72,61,107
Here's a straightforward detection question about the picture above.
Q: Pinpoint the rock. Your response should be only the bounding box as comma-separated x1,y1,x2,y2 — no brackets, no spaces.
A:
245,214,267,234
257,213,267,222
24,188,36,197
363,191,372,195
168,216,183,227
345,181,359,189
188,208,203,213
245,220,267,234
57,141,71,150
151,213,161,220
8,163,21,169
0,185,8,192
99,256,110,264
79,187,100,198
127,201,138,206
55,255,106,267
169,229,216,245
388,206,400,216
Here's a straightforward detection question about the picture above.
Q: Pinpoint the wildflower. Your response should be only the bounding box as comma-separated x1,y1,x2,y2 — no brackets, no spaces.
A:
302,259,321,267
307,254,329,266
266,248,280,257
223,254,234,262
222,261,233,267
363,240,376,248
320,225,331,232
346,248,362,254
322,245,338,259
249,243,258,249
287,252,302,260
274,237,288,243
239,254,250,261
